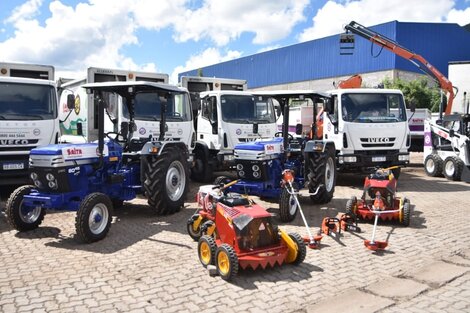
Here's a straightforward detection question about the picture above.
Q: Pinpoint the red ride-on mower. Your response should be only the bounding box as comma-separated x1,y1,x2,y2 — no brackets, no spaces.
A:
188,181,307,281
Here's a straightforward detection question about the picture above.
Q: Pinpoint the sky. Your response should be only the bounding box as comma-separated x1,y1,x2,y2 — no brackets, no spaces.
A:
0,0,469,84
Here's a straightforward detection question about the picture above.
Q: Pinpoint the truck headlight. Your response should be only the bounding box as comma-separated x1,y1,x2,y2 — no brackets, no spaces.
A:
398,154,409,161
225,155,235,161
344,156,357,163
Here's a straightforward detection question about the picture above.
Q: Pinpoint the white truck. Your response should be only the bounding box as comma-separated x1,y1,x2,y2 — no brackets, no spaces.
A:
0,62,59,185
180,76,278,182
321,88,411,178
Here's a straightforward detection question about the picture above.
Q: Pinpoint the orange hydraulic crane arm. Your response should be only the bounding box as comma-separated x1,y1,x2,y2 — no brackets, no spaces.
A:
344,21,455,115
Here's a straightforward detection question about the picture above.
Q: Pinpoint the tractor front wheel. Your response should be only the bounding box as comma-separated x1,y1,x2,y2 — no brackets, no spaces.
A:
198,235,216,267
443,156,464,181
75,193,113,243
306,148,336,204
216,244,239,281
424,154,443,177
279,185,298,222
6,185,45,231
144,147,189,215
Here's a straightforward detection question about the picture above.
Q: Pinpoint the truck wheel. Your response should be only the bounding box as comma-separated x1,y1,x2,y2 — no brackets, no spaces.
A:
279,185,298,222
400,199,411,227
6,185,45,231
345,196,357,215
424,154,443,177
75,193,113,243
198,235,216,267
145,147,189,215
288,233,307,265
443,156,464,181
307,148,336,204
191,148,212,183
216,244,239,281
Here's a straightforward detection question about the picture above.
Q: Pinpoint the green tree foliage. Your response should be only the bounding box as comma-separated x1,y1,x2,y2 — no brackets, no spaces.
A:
382,77,442,112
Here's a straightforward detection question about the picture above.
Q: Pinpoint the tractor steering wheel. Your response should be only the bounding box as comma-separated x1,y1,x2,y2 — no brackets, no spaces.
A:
105,131,127,143
274,131,294,141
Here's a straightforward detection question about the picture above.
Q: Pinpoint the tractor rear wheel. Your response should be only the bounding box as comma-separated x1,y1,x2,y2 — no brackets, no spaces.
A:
216,244,239,281
400,199,411,227
288,233,307,265
443,156,464,181
198,235,216,267
6,185,45,231
144,146,189,215
279,185,298,222
424,154,443,177
75,193,112,243
345,196,357,215
306,148,336,204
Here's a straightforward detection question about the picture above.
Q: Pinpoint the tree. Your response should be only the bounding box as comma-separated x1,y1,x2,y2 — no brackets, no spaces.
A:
382,77,442,112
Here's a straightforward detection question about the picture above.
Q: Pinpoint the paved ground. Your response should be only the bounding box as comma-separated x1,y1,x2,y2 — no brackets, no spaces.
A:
0,153,469,313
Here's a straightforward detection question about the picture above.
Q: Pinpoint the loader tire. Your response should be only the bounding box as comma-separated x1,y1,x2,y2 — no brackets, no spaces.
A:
424,154,443,177
443,156,464,181
6,185,45,231
306,148,336,204
144,146,189,215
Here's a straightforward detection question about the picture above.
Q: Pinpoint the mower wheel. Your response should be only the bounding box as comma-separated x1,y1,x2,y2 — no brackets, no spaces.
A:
216,244,239,281
400,199,411,227
288,233,307,265
279,185,298,222
443,156,464,181
424,154,443,177
145,146,190,215
201,220,217,237
345,196,357,215
198,235,216,267
6,185,45,231
187,217,205,241
306,147,336,204
75,193,113,243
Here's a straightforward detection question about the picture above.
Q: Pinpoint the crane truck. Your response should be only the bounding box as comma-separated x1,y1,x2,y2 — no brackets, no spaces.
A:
0,62,59,185
343,21,469,182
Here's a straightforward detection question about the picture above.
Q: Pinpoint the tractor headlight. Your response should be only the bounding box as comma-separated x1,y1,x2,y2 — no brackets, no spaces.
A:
238,170,245,178
236,164,244,170
253,171,260,178
30,172,38,180
46,173,56,181
252,165,260,172
34,180,42,188
48,180,58,190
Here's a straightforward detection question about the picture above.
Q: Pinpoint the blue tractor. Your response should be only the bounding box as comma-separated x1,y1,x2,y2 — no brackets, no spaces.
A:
226,91,337,222
5,81,193,242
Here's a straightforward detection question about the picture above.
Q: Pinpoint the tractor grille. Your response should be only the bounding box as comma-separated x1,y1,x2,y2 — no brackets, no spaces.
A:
235,160,269,181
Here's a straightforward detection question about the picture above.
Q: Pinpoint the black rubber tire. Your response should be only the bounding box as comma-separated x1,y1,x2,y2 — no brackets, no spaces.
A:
190,147,212,183
213,176,231,186
75,193,113,243
187,216,205,241
216,244,239,281
424,154,443,177
391,167,401,180
288,232,307,265
198,235,216,267
144,146,190,215
345,196,357,215
306,148,336,204
5,185,45,231
401,199,411,227
443,156,464,181
201,220,217,238
279,185,298,222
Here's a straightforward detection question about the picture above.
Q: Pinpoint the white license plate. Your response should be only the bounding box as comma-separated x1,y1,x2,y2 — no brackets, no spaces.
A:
3,163,24,170
372,156,386,162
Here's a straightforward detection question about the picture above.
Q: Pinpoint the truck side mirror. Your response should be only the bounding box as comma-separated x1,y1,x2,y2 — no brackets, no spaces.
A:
324,98,333,113
449,129,455,137
253,123,258,134
409,102,416,113
120,122,129,139
77,122,83,136
295,123,303,135
67,94,75,110
190,93,201,111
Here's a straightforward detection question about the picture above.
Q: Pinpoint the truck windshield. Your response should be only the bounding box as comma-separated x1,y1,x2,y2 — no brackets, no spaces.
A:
0,82,57,120
221,95,276,124
341,93,406,123
123,92,191,121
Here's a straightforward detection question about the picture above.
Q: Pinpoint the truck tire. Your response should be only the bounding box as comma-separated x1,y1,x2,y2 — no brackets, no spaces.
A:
6,185,45,231
306,148,336,204
424,154,443,177
144,146,189,215
443,156,464,181
75,193,112,243
191,147,212,183
279,184,298,222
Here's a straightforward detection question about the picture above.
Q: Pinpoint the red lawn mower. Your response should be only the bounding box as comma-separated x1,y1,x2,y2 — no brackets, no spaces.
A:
187,180,307,281
345,167,411,250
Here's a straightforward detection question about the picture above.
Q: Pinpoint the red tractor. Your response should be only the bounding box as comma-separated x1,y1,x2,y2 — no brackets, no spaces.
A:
188,181,307,280
346,167,411,227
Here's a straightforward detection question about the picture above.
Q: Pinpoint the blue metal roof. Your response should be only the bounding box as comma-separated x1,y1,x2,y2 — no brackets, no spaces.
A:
179,21,470,89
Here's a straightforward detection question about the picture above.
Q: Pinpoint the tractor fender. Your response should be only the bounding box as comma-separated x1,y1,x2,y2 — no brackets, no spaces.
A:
141,141,189,157
303,140,335,154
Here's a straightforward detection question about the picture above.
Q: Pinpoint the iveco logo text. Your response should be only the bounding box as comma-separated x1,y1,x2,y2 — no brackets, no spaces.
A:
0,139,28,145
367,138,390,143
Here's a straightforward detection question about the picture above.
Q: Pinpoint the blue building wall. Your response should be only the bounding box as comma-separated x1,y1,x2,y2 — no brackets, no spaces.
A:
179,21,470,89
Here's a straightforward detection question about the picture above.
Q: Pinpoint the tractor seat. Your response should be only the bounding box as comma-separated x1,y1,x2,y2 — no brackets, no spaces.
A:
218,194,250,207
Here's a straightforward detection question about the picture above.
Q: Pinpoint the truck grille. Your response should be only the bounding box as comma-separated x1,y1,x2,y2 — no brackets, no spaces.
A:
360,137,395,148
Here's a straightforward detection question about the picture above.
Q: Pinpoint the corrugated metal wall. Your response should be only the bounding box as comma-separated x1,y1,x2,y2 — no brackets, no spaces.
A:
179,21,470,89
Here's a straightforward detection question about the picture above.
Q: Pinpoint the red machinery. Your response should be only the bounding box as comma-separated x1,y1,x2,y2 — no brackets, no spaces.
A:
189,181,307,280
